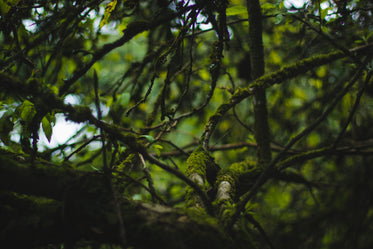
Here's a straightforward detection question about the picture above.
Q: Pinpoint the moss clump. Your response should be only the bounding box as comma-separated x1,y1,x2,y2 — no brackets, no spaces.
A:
185,146,220,209
185,146,220,186
185,186,205,209
116,146,142,169
66,105,92,123
216,159,257,200
213,197,235,223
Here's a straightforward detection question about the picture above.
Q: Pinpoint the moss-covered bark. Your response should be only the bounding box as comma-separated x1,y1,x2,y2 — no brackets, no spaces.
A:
1,190,235,249
0,151,239,249
184,146,220,213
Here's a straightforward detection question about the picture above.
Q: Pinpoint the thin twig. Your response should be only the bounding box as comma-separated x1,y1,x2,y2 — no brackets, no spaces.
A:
333,70,373,147
138,153,159,204
94,70,127,248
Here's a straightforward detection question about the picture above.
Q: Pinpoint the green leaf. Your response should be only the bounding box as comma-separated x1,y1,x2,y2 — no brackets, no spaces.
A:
275,14,284,24
226,5,247,16
99,0,117,29
0,0,20,16
140,135,154,143
42,116,53,142
90,165,100,171
20,100,36,123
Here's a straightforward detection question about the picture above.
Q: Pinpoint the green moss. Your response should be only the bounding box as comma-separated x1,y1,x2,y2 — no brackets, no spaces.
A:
185,147,220,208
185,185,205,209
66,105,92,123
184,206,220,228
213,160,258,220
253,50,344,89
215,201,236,226
0,191,62,229
117,152,136,171
186,146,209,179
209,41,222,64
185,146,208,207
277,147,329,169
216,159,257,199
232,87,252,101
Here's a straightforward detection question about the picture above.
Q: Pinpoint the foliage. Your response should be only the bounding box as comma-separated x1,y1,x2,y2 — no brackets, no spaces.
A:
1,0,373,248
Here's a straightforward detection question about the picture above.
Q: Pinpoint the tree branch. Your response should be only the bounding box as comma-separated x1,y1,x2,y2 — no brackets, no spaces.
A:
199,43,373,150
0,150,233,248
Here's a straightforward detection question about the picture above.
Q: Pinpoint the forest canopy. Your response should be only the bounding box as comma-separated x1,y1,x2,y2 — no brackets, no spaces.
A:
1,0,373,249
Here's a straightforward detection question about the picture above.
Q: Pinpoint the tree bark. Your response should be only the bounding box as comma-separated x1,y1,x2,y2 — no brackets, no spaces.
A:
246,0,272,165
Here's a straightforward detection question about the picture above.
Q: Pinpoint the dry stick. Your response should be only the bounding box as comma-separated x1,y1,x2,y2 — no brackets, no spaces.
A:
63,135,101,162
138,153,159,204
126,74,156,116
228,62,368,230
118,170,167,205
174,13,198,116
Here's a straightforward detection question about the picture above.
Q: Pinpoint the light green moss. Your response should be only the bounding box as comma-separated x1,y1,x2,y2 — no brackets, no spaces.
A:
253,50,344,89
185,146,219,208
185,146,214,184
185,186,205,209
216,159,257,199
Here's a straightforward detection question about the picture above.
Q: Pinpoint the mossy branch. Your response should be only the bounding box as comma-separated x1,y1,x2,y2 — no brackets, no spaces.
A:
228,59,370,229
214,159,261,226
0,158,232,249
199,43,372,148
185,146,220,213
0,73,214,216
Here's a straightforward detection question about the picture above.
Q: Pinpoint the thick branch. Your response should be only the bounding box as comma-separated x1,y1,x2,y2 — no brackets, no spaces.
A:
0,151,233,249
0,150,79,200
0,74,213,214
